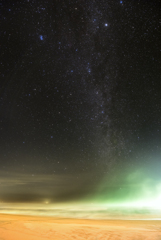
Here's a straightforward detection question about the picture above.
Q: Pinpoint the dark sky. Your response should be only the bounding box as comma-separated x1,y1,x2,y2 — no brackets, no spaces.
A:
1,0,161,205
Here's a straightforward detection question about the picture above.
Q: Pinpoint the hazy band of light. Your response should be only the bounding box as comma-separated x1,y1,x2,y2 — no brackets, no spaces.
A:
1,199,161,220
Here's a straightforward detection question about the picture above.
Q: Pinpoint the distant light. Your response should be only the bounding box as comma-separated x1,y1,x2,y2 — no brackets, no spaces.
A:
105,23,108,27
40,35,43,40
71,70,73,72
120,0,123,3
51,136,53,138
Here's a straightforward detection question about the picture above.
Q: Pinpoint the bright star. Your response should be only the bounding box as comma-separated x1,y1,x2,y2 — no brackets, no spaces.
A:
105,23,108,27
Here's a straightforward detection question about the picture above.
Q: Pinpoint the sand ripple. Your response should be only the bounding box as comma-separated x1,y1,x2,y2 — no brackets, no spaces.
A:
0,214,161,240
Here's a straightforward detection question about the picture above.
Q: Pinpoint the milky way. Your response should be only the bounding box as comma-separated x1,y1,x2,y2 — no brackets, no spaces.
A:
1,0,161,210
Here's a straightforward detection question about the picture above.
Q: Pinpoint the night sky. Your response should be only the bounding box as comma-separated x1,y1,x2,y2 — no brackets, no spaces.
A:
1,0,161,209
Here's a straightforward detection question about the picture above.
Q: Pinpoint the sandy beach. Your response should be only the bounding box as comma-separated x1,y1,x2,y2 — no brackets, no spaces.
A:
0,214,161,240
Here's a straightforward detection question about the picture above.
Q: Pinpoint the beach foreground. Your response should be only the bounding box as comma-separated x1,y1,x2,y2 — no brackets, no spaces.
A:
0,214,161,240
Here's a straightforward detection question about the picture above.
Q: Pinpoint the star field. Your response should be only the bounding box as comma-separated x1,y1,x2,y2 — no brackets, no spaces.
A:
1,0,161,204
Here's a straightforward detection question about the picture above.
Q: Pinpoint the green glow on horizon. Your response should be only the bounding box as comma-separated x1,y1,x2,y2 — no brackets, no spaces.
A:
1,166,161,219
101,194,161,209
89,167,161,210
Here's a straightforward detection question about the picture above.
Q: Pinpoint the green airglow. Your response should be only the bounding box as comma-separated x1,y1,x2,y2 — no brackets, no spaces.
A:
90,167,161,209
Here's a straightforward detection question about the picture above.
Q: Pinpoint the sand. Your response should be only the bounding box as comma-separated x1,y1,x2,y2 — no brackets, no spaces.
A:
0,214,161,240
